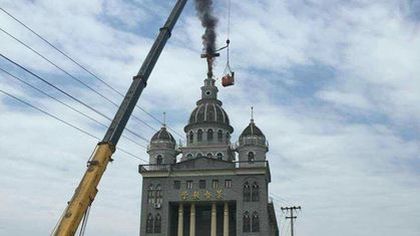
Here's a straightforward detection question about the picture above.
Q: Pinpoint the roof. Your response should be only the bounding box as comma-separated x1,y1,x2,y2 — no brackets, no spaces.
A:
240,120,265,139
151,126,176,143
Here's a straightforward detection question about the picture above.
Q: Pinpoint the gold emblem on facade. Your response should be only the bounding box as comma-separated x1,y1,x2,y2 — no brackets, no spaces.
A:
180,191,189,200
204,190,212,200
215,189,223,199
192,191,200,200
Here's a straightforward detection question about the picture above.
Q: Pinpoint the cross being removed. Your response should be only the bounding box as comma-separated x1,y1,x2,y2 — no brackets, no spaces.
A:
201,52,220,78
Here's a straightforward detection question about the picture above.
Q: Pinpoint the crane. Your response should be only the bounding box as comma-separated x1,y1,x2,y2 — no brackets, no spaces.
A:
52,1,188,235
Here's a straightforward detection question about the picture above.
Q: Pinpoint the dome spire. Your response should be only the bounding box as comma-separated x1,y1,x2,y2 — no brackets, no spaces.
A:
162,112,167,128
250,106,254,123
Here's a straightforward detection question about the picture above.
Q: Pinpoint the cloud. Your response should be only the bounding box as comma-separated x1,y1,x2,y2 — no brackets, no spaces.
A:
0,0,419,236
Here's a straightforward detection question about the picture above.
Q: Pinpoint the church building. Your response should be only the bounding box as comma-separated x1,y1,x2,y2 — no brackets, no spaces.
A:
138,76,279,236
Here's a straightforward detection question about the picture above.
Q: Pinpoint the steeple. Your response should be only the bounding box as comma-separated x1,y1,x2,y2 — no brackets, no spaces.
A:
197,77,220,105
162,112,167,128
250,106,254,123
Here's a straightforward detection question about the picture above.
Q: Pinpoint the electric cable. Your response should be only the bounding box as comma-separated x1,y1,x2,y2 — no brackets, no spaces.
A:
0,53,149,143
0,7,185,140
0,87,148,163
0,67,147,149
0,27,159,133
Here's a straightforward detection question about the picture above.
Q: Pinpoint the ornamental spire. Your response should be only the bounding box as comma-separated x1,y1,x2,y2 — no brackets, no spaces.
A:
162,112,167,128
250,106,254,123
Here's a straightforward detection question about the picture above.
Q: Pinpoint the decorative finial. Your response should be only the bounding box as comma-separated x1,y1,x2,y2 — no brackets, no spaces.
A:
163,112,166,128
251,106,254,123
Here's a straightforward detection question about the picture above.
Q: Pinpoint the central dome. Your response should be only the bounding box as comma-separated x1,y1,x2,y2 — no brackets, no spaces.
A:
188,102,230,126
184,78,233,133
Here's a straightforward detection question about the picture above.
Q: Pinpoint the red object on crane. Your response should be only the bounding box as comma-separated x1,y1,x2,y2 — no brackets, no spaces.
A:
222,72,234,87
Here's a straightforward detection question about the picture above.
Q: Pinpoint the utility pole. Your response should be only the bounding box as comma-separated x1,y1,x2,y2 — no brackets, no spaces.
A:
281,206,301,236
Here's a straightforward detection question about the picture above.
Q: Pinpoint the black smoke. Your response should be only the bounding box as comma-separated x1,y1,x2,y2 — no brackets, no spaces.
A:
194,0,218,55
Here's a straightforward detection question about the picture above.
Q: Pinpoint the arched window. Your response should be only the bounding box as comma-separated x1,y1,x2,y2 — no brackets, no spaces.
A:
243,211,251,232
207,129,214,141
216,153,223,160
154,214,162,233
155,184,162,204
248,152,255,163
252,211,260,232
207,153,213,158
147,184,154,204
187,153,193,159
243,182,251,202
252,182,259,202
146,213,154,233
197,129,203,142
156,155,163,165
189,131,194,144
218,130,223,142
197,153,203,158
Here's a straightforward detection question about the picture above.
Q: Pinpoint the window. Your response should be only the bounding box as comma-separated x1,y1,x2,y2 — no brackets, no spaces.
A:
217,153,223,160
212,179,219,189
252,182,259,202
243,211,251,232
154,214,162,233
243,182,251,202
155,184,162,204
197,153,203,158
207,153,213,158
147,184,155,204
225,179,232,188
248,152,255,163
217,130,223,142
156,155,163,165
207,129,214,141
252,212,260,232
197,129,203,142
146,213,154,233
186,153,193,159
174,181,181,190
187,180,193,189
199,180,206,189
189,131,194,144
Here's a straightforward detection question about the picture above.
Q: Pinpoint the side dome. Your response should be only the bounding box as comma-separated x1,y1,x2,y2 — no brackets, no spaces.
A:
239,120,266,146
150,126,176,149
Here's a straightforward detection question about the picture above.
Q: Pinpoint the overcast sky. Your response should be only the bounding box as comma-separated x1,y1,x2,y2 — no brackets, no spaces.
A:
0,0,419,235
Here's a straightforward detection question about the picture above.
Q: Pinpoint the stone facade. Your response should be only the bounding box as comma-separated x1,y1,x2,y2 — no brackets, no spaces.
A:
139,77,278,236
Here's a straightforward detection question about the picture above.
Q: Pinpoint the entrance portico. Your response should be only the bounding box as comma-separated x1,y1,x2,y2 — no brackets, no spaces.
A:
173,202,235,236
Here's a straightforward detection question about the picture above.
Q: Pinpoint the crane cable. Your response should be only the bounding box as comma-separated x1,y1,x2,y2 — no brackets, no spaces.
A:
224,0,232,75
78,204,92,236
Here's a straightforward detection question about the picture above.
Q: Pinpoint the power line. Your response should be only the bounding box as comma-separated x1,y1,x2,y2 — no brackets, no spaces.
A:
0,26,159,133
0,67,146,149
0,53,149,143
0,7,185,140
0,87,147,163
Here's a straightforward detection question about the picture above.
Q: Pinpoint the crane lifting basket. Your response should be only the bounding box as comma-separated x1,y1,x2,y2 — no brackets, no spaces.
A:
220,39,235,87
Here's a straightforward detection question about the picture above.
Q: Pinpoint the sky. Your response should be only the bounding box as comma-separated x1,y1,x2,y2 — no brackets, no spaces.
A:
0,0,419,235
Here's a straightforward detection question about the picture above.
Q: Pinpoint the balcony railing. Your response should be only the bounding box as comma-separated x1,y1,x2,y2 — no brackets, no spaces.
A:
139,160,269,172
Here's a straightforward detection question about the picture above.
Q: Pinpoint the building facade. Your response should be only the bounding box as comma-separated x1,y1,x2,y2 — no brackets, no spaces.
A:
138,77,279,236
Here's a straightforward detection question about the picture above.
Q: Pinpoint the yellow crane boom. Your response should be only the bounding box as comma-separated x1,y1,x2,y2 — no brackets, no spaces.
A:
53,1,188,235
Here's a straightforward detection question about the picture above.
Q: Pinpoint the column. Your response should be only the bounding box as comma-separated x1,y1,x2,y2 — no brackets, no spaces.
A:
190,203,196,236
223,202,229,236
178,204,184,236
211,203,217,236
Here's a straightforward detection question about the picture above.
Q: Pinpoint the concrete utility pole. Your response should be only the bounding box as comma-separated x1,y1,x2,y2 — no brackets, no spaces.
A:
281,206,301,236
